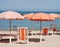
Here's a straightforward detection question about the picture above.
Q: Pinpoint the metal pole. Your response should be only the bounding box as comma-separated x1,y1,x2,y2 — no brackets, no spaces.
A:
10,20,12,36
40,21,42,43
40,21,42,32
9,20,12,43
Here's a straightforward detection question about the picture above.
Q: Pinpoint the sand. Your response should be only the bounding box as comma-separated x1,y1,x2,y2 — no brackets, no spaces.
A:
0,30,60,47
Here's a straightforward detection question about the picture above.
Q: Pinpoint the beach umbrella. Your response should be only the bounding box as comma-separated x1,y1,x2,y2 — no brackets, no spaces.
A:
24,13,55,31
0,11,24,43
28,13,55,31
24,13,55,42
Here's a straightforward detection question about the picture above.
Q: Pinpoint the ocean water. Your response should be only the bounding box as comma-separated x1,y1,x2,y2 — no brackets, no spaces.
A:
0,11,60,30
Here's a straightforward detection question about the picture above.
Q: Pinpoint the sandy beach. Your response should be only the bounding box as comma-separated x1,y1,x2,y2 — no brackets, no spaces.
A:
0,30,60,47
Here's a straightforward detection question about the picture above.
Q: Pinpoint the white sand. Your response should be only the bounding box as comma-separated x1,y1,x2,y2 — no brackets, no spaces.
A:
0,31,60,47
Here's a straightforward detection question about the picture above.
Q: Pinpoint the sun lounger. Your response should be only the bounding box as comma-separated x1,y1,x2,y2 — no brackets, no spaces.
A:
27,30,42,43
43,28,48,35
35,28,49,35
0,34,17,43
17,27,27,44
50,27,57,35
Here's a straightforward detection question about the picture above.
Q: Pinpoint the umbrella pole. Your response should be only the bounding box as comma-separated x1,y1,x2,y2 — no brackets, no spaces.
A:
40,21,42,32
40,21,42,43
9,20,12,43
10,20,12,36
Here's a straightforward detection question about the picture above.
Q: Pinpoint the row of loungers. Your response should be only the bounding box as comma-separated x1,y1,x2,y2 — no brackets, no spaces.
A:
0,27,60,43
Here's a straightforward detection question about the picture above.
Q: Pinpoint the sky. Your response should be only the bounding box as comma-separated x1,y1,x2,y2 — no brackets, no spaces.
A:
0,0,60,11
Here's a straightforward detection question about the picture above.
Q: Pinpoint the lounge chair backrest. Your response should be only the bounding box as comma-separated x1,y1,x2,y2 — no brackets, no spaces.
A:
43,28,48,34
17,27,27,43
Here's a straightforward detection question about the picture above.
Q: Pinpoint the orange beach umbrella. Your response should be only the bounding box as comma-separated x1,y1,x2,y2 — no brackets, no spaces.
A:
24,13,55,42
28,13,55,21
24,13,60,42
24,13,55,32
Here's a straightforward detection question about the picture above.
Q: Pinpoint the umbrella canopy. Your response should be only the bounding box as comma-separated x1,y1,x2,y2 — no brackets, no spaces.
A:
24,13,34,18
0,11,24,20
50,13,60,18
24,13,55,21
27,13,55,21
0,11,24,36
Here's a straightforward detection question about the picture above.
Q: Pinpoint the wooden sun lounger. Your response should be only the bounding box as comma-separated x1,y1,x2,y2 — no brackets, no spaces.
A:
0,34,17,43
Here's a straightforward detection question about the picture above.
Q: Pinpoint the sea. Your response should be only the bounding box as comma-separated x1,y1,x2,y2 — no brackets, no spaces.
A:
0,10,60,30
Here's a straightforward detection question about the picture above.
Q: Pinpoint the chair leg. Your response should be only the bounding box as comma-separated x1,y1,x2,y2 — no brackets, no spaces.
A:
40,35,42,43
0,36,2,40
9,37,12,43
